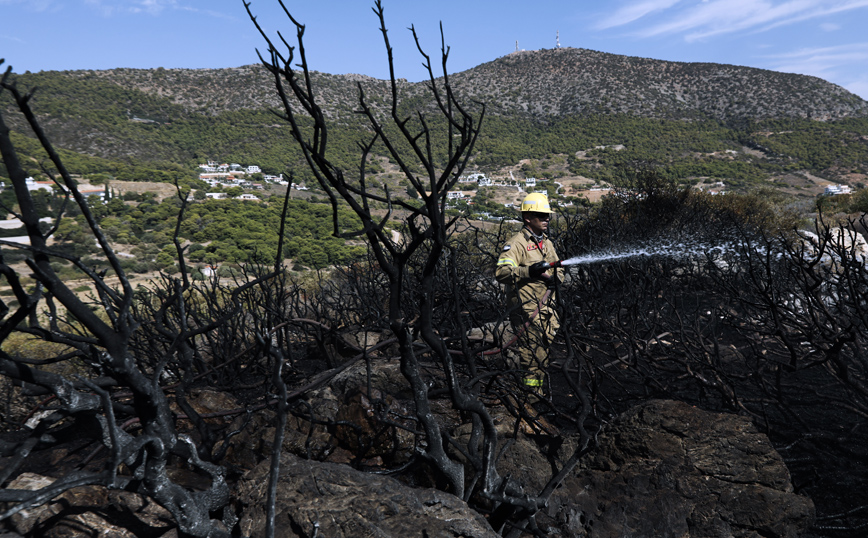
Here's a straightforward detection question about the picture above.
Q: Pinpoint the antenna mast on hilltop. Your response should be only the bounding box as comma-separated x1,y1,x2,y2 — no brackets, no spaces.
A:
556,30,561,48
515,40,519,52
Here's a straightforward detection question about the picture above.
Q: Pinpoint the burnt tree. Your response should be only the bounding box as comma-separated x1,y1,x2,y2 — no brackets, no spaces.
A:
0,63,242,537
245,1,595,535
553,175,868,537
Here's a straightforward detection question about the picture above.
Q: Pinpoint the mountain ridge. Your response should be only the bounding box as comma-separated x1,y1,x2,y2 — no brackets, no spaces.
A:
52,46,868,122
3,47,867,190
450,47,868,121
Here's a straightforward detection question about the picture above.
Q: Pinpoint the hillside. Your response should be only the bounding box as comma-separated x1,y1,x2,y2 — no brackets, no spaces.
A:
2,48,868,195
52,47,868,122
450,48,868,120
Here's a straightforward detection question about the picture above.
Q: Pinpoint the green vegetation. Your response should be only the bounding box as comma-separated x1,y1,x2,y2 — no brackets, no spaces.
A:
4,69,867,193
815,187,868,214
44,193,365,271
0,130,198,185
743,117,868,170
2,67,866,276
474,114,868,187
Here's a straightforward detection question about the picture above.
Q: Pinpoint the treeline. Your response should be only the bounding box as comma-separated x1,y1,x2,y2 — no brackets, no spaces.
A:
26,192,366,273
2,131,196,184
473,114,868,186
743,117,868,170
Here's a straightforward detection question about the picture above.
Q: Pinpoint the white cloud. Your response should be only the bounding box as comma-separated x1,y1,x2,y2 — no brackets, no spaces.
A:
598,0,868,41
140,0,180,15
765,42,868,79
753,0,868,33
642,0,828,41
1,34,26,44
845,76,868,99
84,0,119,16
767,42,868,62
85,0,179,16
82,0,233,19
820,21,841,30
0,0,59,11
640,0,776,38
596,0,684,30
176,5,236,21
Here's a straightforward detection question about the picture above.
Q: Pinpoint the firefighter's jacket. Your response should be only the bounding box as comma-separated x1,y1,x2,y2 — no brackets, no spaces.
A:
495,227,562,320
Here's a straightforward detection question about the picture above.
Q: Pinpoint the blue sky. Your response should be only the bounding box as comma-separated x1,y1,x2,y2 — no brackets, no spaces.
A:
2,0,867,99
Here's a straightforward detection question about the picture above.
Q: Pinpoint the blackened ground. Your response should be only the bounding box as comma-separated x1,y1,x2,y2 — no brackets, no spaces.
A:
541,340,868,538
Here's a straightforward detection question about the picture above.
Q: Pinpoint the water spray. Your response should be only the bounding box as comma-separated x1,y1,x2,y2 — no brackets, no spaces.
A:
544,241,737,269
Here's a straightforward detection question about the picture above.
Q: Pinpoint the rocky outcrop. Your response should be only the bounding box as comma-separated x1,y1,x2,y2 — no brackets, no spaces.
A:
237,397,814,538
799,227,868,262
536,400,815,537
2,398,814,537
236,452,500,538
4,473,176,538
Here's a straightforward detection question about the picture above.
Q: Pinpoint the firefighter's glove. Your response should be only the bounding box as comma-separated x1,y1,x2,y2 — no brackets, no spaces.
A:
529,261,550,279
546,273,558,289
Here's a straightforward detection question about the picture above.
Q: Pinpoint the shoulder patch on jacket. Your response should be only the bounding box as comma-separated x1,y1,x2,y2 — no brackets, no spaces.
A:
502,245,511,251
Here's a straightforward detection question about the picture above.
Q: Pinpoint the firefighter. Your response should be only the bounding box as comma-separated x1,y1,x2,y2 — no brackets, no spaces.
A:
495,192,562,396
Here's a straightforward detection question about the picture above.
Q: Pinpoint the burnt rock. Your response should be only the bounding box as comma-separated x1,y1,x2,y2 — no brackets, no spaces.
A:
333,388,415,461
236,452,499,538
328,359,413,399
5,473,175,537
538,400,815,537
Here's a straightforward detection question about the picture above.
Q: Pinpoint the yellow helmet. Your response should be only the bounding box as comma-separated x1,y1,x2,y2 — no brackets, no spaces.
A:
520,192,552,214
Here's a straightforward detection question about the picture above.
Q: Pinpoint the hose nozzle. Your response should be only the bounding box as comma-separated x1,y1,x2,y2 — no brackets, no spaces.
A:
548,260,563,269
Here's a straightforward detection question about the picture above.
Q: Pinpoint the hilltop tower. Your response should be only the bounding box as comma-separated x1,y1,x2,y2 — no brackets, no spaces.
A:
556,30,560,48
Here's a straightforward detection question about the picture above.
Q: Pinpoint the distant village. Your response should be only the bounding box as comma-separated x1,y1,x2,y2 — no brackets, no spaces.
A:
6,159,854,209
451,171,548,203
197,160,308,201
198,162,556,207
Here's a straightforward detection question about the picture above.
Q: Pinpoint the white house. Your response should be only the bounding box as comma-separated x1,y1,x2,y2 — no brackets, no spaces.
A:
824,184,853,196
79,187,106,203
199,173,235,182
25,177,54,193
459,172,488,183
246,165,262,174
